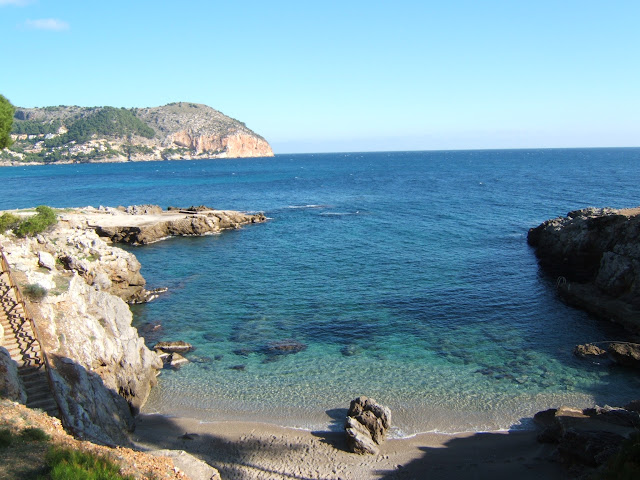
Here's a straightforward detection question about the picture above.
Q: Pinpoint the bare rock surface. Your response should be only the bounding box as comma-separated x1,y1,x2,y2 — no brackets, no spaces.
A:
0,347,27,403
534,404,640,468
345,396,391,455
607,342,640,368
74,205,267,245
149,449,221,480
528,207,640,333
0,215,164,445
573,343,607,357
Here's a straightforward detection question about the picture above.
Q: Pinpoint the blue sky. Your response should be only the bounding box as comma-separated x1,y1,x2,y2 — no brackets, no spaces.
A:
2,0,638,153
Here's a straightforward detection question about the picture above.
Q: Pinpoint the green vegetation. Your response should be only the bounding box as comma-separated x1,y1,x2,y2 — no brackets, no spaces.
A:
45,107,154,148
0,212,21,233
23,283,48,301
45,446,134,480
0,94,15,149
13,205,58,237
12,119,62,136
121,143,154,160
0,427,50,448
20,427,51,442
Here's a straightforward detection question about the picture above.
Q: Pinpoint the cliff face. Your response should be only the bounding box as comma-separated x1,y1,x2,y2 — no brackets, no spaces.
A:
0,221,163,445
528,207,640,333
0,204,266,445
2,102,274,165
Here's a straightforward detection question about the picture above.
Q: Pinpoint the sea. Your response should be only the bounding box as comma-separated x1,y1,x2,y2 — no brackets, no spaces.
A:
2,148,640,437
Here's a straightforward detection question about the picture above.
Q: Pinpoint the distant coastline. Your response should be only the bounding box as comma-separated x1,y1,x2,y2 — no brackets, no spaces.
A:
1,102,274,166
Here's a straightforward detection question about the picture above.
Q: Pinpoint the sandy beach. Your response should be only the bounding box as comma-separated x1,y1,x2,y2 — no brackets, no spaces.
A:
131,414,564,480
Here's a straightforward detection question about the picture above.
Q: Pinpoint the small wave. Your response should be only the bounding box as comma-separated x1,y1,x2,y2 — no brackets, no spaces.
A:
320,211,360,216
287,204,329,209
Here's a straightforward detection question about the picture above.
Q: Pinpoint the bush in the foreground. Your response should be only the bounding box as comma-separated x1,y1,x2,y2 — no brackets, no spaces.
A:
23,283,48,301
13,205,57,237
45,446,135,480
0,212,20,233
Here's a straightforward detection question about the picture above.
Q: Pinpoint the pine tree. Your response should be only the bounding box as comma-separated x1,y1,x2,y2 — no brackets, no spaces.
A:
0,95,15,149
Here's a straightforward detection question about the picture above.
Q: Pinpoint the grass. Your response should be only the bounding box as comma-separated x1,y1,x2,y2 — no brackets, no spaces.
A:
1,426,133,480
0,426,50,448
45,446,135,480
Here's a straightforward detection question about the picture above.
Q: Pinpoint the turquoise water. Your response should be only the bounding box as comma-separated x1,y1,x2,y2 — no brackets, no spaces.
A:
2,148,640,435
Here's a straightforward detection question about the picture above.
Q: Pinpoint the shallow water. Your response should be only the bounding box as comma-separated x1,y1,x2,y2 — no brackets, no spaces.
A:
2,148,640,435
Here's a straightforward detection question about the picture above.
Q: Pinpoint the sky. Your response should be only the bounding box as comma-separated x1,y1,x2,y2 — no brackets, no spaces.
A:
1,0,638,153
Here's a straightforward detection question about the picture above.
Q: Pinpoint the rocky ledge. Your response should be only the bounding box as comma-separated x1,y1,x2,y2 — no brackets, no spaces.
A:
534,401,640,472
76,204,266,245
528,207,640,334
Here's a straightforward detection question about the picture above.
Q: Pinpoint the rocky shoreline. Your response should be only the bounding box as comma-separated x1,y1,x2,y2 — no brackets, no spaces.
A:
528,206,640,335
0,204,265,448
1,204,639,478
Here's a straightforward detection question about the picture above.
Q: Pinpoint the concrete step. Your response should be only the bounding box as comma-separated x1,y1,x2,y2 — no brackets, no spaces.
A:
27,398,58,412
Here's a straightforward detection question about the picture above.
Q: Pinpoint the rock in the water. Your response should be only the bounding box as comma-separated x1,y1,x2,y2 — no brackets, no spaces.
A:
345,396,391,455
574,343,607,357
153,341,193,353
345,416,380,455
166,353,189,369
607,342,640,368
527,207,640,333
263,340,307,355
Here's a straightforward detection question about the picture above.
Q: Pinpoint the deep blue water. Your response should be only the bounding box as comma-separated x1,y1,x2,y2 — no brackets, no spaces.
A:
2,148,639,435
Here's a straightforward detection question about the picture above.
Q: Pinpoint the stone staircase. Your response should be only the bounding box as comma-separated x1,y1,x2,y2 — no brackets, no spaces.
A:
0,264,59,418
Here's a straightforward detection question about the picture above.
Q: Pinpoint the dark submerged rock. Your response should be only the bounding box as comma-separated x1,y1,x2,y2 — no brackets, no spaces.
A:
263,340,307,356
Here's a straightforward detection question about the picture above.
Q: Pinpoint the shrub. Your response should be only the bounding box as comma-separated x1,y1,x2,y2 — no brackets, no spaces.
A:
0,428,13,448
45,446,135,480
19,427,50,442
12,205,57,237
23,283,48,301
0,212,20,233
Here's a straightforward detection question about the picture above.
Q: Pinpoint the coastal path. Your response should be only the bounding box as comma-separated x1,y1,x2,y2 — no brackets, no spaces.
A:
0,247,59,418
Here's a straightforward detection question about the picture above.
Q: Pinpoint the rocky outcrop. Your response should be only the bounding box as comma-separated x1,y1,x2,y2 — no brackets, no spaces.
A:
149,450,222,480
528,207,640,333
607,342,640,368
534,404,640,468
87,206,267,245
345,396,391,455
573,343,607,357
0,347,27,403
0,220,163,445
